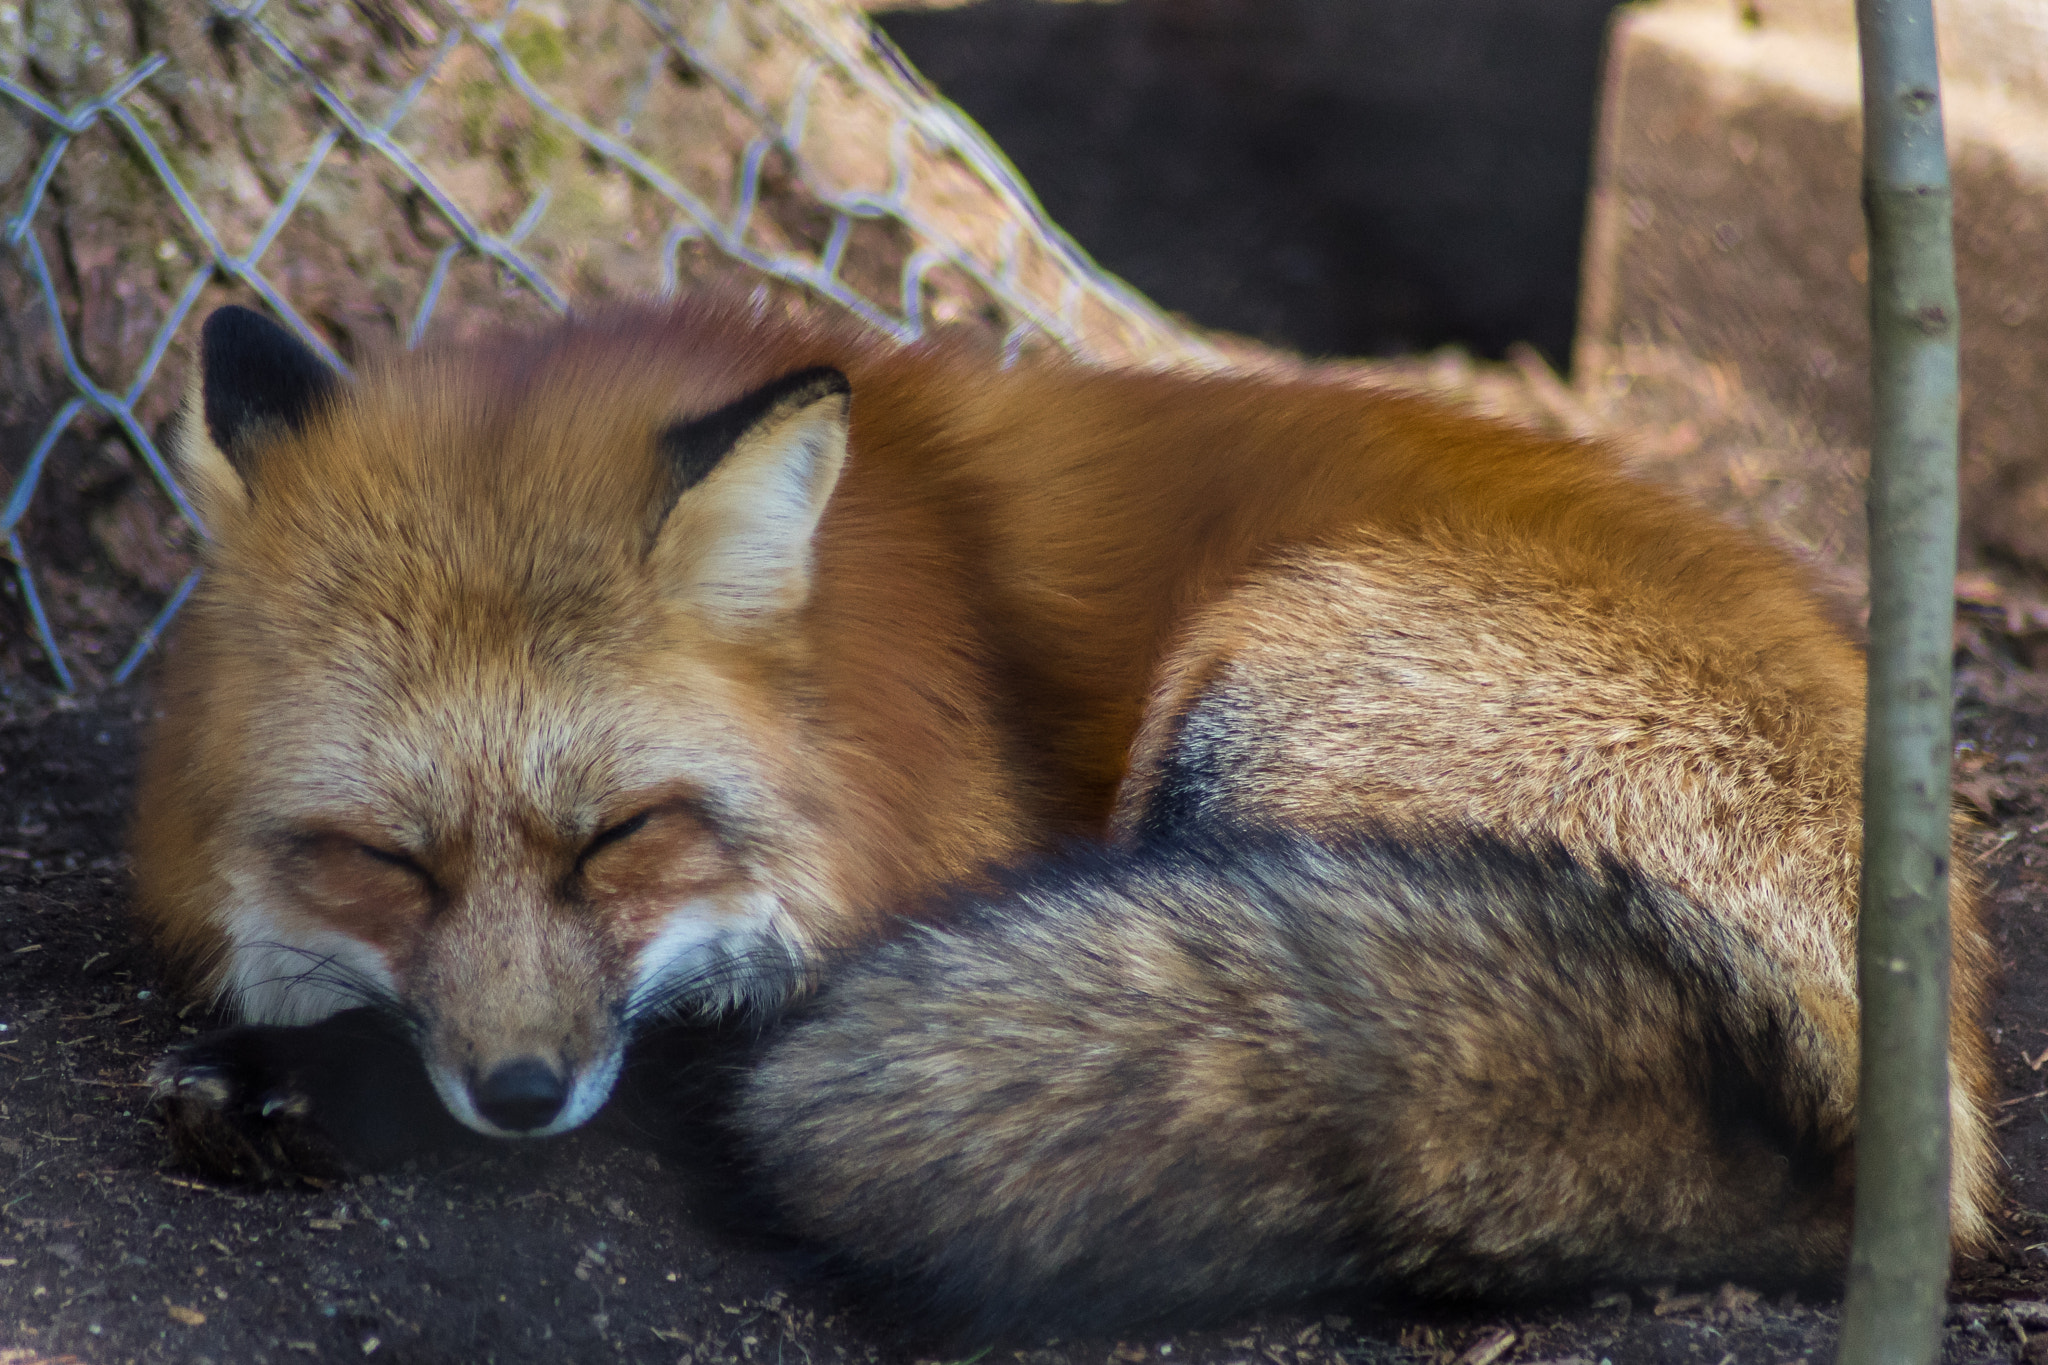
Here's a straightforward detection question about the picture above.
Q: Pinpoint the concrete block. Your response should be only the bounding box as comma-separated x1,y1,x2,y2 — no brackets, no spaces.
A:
1578,0,2048,573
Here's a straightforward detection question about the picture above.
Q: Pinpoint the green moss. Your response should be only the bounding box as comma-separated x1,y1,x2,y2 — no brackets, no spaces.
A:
457,78,501,159
507,121,565,192
503,16,567,82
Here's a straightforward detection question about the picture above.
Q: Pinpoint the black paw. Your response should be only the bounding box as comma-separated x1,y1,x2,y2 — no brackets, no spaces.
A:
147,1008,477,1183
150,1028,352,1184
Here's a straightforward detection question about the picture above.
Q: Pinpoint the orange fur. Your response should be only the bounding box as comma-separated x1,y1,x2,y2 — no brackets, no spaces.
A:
136,297,1992,1243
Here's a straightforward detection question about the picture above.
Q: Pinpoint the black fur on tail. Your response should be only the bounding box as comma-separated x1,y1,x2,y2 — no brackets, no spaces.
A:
728,825,1853,1344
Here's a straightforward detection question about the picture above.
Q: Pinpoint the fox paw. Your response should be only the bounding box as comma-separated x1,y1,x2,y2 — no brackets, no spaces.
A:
149,1031,354,1185
149,1009,480,1179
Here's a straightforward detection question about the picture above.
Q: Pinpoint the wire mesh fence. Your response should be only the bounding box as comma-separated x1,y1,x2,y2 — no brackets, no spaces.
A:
0,0,1214,700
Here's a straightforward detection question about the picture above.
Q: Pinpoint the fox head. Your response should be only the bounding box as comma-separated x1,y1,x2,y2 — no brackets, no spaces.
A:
139,304,869,1138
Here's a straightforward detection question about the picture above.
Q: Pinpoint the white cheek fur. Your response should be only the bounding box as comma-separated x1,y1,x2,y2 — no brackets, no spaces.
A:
214,880,801,1138
627,890,803,1020
220,898,401,1026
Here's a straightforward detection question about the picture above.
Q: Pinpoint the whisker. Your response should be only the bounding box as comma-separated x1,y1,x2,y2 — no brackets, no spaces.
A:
225,941,415,1029
625,940,807,1030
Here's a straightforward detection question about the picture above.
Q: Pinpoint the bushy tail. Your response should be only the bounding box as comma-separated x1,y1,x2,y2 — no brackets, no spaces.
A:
734,828,1855,1342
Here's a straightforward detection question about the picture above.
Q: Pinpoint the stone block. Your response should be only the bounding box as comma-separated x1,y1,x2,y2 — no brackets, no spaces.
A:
1578,0,2048,572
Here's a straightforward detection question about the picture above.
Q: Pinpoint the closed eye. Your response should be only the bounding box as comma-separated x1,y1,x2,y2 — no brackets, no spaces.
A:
358,842,435,886
579,811,651,867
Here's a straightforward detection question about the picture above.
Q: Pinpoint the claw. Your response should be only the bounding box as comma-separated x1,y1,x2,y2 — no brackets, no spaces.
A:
259,1091,311,1119
152,1065,234,1108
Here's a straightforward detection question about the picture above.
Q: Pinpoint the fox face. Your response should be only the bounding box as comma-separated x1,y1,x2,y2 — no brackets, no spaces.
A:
140,306,863,1137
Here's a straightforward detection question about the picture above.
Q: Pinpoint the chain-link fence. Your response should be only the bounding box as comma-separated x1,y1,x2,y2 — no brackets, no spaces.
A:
0,0,1215,699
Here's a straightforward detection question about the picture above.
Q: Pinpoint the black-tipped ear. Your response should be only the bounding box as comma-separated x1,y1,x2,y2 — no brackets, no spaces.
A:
200,305,342,478
658,367,851,501
649,366,853,627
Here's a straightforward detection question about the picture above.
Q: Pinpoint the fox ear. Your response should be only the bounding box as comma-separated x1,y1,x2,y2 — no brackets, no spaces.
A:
176,306,342,527
651,367,851,627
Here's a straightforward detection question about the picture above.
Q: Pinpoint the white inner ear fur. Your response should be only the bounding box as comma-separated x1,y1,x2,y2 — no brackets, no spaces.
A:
652,389,850,626
174,370,249,536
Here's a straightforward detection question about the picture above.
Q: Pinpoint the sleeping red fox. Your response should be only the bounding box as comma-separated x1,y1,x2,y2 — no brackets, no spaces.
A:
137,299,1994,1340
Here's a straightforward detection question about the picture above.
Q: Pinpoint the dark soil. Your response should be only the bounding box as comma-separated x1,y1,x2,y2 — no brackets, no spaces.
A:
2,624,2048,1365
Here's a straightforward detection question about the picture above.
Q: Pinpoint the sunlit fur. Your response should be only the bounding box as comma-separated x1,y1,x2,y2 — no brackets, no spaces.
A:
135,298,1992,1289
744,830,1866,1339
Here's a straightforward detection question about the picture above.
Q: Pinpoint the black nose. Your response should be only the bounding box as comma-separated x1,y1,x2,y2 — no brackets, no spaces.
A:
472,1058,568,1132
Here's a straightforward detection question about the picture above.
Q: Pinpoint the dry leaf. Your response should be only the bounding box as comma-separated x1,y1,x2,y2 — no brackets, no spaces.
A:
1455,1328,1516,1365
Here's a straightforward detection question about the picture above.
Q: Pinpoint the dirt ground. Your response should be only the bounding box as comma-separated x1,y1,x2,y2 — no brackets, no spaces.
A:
0,558,2046,1365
